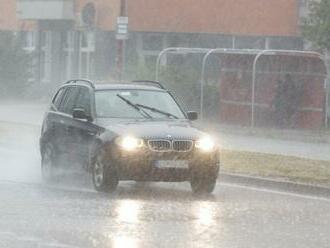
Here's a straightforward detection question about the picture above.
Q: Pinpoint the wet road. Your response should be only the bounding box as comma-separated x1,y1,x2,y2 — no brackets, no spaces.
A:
1,179,329,248
0,106,330,247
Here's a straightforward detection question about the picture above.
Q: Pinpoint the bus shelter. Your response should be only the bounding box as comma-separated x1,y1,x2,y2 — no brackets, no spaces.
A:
216,50,327,129
156,48,328,129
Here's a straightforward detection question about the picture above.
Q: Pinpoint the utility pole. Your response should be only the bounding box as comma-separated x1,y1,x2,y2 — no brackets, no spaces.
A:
116,0,128,81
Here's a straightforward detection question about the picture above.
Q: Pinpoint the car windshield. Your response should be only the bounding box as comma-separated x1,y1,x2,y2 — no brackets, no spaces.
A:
95,89,186,119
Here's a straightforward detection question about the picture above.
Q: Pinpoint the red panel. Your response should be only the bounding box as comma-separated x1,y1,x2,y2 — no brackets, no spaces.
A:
127,0,298,35
218,55,326,129
219,104,251,126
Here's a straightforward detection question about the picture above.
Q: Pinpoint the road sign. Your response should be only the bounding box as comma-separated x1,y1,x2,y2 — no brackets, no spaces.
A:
116,16,128,40
117,16,128,24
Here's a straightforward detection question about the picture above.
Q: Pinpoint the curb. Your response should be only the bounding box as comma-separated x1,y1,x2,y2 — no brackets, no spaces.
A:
206,124,330,144
219,172,330,199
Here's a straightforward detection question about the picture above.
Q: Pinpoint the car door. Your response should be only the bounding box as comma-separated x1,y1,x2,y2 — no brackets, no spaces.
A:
57,86,80,166
70,85,99,170
41,87,66,151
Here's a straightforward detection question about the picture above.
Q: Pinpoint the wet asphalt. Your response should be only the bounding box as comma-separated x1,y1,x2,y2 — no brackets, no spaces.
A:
0,178,329,248
0,104,329,248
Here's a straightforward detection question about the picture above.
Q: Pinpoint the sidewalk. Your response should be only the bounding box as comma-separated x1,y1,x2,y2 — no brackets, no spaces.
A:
215,124,330,143
205,123,330,161
218,132,330,161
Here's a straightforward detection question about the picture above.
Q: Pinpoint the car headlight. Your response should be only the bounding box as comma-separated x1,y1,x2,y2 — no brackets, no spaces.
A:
116,136,144,151
195,136,216,152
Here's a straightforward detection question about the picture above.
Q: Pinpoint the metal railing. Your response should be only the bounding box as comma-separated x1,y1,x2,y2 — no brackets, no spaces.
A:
156,47,328,128
155,47,211,82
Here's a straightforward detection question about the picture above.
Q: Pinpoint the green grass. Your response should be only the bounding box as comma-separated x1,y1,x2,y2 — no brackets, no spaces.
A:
221,150,330,186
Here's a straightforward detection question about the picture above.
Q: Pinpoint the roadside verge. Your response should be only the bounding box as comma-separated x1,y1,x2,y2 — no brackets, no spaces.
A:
220,149,330,198
220,172,330,199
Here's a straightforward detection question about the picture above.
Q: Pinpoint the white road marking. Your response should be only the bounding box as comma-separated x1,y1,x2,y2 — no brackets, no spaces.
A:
220,182,330,202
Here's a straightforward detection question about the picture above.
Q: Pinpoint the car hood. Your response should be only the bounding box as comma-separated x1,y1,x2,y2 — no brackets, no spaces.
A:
97,119,205,140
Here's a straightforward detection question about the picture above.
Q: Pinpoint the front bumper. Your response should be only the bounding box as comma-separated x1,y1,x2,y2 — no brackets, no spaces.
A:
105,146,220,182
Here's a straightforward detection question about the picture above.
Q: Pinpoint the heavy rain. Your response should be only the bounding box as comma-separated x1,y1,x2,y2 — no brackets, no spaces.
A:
0,0,330,247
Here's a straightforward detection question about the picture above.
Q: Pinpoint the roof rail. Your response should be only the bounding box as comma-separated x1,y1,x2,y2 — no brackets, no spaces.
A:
132,80,166,90
65,79,95,89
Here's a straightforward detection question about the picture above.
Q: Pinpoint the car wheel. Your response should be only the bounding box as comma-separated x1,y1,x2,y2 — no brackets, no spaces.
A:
92,148,119,193
41,143,57,183
190,172,217,194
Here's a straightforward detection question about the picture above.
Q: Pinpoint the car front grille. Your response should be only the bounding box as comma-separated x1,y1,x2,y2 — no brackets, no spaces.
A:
173,140,193,152
148,140,172,151
148,139,193,152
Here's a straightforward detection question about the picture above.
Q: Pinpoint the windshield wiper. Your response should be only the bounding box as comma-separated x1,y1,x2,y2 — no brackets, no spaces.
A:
116,94,152,119
135,103,179,119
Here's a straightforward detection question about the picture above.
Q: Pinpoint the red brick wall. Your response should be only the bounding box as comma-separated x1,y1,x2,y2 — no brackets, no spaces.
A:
127,0,299,35
0,0,34,30
0,0,299,35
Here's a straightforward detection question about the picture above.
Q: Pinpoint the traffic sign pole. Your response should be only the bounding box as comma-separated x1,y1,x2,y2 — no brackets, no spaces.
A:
116,0,128,81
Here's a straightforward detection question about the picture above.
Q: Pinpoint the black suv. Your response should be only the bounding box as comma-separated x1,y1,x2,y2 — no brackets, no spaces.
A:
40,80,220,193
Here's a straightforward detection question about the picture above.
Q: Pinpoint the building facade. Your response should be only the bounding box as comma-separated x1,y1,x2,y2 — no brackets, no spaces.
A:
0,0,306,85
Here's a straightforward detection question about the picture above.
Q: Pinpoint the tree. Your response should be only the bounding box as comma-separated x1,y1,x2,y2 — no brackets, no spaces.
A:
302,0,330,50
0,32,31,98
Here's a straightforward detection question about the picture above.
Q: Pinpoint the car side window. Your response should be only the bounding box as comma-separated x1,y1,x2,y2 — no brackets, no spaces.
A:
75,87,92,115
59,86,79,115
52,88,65,111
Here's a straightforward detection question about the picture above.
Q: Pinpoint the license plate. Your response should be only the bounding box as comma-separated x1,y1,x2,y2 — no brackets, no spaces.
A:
154,160,189,169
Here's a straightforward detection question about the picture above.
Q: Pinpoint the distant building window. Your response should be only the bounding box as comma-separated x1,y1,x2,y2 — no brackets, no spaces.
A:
21,31,36,52
139,33,166,67
142,34,163,51
268,37,303,50
78,31,95,78
21,31,36,83
235,36,265,49
63,31,75,80
40,31,52,83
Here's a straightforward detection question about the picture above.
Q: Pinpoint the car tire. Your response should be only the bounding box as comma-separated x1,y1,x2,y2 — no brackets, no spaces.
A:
190,172,217,194
92,148,119,193
41,143,58,183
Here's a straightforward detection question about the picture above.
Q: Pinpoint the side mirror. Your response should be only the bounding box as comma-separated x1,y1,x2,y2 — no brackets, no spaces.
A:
72,108,91,121
187,111,198,121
